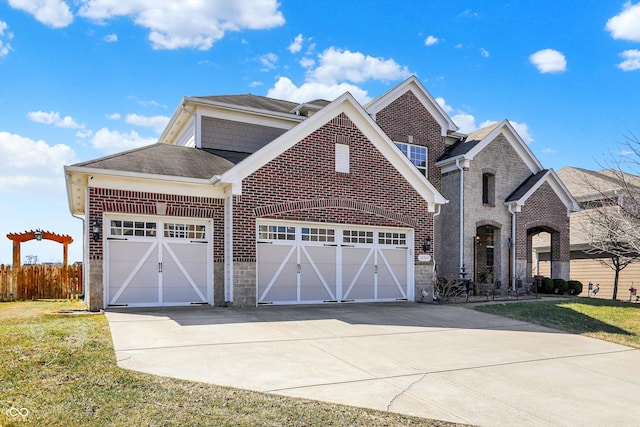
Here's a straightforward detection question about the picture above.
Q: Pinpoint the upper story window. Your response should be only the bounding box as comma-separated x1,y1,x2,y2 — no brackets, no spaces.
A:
482,172,495,206
395,142,427,177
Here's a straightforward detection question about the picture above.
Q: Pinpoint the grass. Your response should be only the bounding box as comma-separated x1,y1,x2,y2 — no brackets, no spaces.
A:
0,301,463,427
475,297,640,349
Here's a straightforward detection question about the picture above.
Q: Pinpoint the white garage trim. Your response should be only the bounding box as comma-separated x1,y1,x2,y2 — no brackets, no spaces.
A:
256,220,414,305
104,213,213,307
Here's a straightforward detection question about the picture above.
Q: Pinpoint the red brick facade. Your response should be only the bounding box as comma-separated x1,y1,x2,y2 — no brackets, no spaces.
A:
233,112,434,261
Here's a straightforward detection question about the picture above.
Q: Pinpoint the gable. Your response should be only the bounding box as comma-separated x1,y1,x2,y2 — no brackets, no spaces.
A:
366,76,458,137
217,92,447,211
506,169,580,213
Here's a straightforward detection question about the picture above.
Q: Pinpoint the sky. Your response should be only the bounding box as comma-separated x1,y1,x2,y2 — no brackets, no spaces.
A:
1,0,639,265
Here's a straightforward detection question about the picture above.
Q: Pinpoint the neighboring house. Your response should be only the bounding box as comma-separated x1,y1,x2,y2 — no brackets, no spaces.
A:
535,166,640,299
65,76,578,310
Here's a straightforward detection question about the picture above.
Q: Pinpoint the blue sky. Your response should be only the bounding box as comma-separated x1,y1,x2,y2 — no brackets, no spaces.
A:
1,0,639,264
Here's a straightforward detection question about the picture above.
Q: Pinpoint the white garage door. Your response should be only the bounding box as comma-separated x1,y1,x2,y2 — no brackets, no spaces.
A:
257,221,413,304
105,216,213,307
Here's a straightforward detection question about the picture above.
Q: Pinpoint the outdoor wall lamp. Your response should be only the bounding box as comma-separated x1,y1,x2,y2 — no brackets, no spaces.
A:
92,220,101,243
422,236,432,252
34,229,43,241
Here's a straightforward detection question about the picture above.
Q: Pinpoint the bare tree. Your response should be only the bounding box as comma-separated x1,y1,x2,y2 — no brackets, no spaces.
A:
571,132,640,300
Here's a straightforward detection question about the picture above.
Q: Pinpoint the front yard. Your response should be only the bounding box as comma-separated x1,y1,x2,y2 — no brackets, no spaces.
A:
0,300,457,426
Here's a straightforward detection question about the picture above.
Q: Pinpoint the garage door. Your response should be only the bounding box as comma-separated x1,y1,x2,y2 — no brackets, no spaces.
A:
105,216,213,307
257,221,412,304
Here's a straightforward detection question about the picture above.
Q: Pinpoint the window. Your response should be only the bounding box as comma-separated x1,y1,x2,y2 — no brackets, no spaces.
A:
378,232,407,245
486,228,495,271
343,230,374,244
301,227,335,242
164,223,206,239
482,173,495,206
110,220,156,237
395,142,427,176
258,225,295,241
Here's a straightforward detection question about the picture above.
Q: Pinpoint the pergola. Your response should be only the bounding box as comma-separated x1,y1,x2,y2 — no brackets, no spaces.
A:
6,230,74,268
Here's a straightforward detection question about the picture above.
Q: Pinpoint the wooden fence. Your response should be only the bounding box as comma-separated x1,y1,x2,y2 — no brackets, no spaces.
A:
0,264,83,301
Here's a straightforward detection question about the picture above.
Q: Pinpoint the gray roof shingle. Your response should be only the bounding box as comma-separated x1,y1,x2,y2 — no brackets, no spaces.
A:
72,143,236,179
505,170,549,203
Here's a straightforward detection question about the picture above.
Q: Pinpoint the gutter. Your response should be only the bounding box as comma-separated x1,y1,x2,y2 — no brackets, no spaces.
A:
455,158,465,278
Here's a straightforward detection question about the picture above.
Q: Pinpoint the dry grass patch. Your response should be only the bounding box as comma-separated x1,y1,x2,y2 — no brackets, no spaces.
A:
1,301,464,426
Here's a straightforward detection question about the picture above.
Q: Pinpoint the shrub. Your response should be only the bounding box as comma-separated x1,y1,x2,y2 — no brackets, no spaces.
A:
541,277,554,294
567,280,583,296
553,278,569,295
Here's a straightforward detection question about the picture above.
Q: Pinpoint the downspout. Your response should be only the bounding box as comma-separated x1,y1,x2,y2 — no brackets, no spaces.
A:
432,203,441,281
224,188,234,305
508,204,516,291
68,178,89,300
455,158,465,278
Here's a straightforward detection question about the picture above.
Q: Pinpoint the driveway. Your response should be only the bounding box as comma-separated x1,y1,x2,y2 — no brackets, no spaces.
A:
106,303,639,426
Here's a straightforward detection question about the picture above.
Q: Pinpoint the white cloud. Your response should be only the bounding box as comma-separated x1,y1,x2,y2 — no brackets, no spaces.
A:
541,148,556,154
606,1,640,42
249,81,263,87
78,0,285,50
124,113,170,133
435,97,453,113
479,48,490,58
425,35,438,46
0,21,13,57
452,113,477,134
0,131,77,191
299,57,315,69
617,49,640,71
104,33,118,42
75,129,93,138
529,49,567,73
288,34,303,53
267,76,371,104
8,0,73,28
27,111,83,129
509,121,533,143
106,113,121,120
266,47,411,104
90,127,156,153
259,52,278,71
310,47,411,85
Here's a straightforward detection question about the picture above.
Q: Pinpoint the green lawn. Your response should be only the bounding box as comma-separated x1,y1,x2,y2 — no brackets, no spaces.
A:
0,301,462,427
475,297,640,349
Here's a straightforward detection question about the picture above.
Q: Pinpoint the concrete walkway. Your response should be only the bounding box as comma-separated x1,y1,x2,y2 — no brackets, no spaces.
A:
106,303,640,426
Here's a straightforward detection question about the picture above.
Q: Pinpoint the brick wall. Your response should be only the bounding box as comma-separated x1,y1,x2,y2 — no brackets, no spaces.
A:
373,90,446,192
233,112,434,263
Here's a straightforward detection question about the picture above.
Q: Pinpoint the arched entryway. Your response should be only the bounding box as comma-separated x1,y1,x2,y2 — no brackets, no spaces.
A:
527,226,559,280
474,222,502,286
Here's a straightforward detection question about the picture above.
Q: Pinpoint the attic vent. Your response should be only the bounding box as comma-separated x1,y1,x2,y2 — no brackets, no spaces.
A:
335,143,350,173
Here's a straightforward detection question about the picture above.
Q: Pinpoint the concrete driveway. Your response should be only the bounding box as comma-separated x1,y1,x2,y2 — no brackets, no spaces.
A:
106,302,639,426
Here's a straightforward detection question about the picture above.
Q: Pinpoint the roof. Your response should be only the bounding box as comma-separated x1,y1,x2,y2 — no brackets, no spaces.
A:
193,94,300,114
505,170,549,202
557,166,640,201
437,121,501,161
72,143,236,179
193,94,331,115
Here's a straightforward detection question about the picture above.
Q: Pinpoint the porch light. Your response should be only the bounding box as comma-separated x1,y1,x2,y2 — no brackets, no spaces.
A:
92,220,101,243
34,229,43,241
422,236,432,252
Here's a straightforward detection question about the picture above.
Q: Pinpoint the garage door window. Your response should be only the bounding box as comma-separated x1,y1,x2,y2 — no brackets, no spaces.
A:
164,222,206,239
379,232,407,245
301,227,335,242
258,225,295,241
110,220,157,237
343,230,374,244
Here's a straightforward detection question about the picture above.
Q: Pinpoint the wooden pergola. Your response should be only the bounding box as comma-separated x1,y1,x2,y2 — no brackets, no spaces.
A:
6,230,74,268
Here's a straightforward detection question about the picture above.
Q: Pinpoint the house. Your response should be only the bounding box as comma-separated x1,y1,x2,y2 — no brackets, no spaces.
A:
534,166,640,299
65,76,578,310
